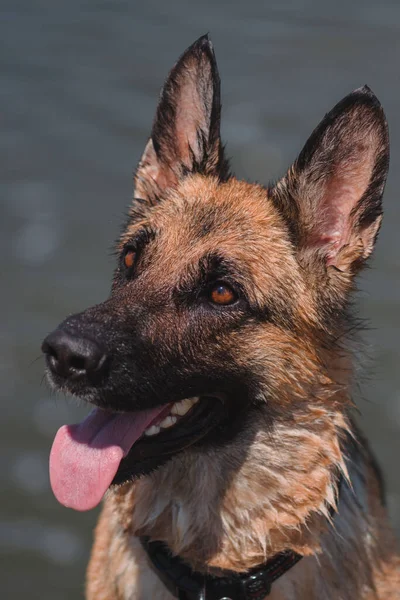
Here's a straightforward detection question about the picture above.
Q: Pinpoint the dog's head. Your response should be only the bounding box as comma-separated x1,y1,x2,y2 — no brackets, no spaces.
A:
42,36,389,513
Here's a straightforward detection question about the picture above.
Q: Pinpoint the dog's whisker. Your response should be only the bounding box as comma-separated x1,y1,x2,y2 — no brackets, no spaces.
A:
29,354,44,368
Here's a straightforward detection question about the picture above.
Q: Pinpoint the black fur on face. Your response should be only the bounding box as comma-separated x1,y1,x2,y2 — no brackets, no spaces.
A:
49,279,255,414
43,248,263,481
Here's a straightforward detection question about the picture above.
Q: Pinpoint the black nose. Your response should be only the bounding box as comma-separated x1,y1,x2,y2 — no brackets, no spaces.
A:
41,329,107,381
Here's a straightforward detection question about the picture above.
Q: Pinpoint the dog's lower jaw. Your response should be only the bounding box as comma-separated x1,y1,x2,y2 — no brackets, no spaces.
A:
86,413,400,599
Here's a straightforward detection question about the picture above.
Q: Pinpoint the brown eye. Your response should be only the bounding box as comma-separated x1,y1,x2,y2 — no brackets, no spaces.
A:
210,282,237,305
123,249,136,269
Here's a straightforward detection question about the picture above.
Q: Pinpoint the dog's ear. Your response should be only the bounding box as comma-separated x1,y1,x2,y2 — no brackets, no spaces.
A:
134,35,228,205
273,86,389,279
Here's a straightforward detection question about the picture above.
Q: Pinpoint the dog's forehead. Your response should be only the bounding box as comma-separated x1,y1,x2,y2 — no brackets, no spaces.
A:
120,175,307,309
141,175,292,259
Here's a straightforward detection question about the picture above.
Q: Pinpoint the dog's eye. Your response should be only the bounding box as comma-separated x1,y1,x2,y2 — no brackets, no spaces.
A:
123,249,136,270
209,282,237,306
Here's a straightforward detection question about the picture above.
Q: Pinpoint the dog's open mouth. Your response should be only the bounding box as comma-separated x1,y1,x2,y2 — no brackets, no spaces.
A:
49,394,224,511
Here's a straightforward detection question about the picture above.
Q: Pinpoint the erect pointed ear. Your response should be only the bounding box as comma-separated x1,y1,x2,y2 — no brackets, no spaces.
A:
272,86,389,278
134,35,228,205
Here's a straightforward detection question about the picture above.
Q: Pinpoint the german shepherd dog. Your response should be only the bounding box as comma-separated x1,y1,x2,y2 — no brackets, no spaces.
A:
42,36,400,599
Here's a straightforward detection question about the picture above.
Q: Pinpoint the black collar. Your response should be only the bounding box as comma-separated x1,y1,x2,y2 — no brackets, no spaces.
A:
141,537,301,600
141,474,343,600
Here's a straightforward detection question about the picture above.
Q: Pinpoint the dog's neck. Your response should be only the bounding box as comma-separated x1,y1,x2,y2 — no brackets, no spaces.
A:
111,404,350,572
107,403,398,599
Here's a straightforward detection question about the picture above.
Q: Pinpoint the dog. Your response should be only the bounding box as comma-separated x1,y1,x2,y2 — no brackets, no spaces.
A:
42,35,400,599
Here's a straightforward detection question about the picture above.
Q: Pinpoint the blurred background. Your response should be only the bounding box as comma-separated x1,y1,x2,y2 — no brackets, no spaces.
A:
1,1,399,598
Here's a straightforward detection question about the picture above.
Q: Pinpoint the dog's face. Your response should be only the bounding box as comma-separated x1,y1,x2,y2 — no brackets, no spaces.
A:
42,36,389,512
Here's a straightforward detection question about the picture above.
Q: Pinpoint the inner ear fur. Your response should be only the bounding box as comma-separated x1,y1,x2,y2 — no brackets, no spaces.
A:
134,35,229,205
272,86,389,276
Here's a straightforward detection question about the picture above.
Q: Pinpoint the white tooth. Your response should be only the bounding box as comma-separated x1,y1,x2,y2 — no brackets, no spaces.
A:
171,397,200,416
171,400,190,416
144,425,161,436
184,397,199,410
159,415,177,429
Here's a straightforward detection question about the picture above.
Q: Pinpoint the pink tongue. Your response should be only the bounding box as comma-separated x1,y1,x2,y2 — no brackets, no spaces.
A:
49,405,168,511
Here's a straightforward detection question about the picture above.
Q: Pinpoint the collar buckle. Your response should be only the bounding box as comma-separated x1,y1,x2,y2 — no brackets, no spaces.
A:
206,573,271,600
177,573,271,600
242,570,272,599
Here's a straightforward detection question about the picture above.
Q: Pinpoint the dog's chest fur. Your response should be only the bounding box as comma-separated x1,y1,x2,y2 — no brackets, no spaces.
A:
87,424,400,600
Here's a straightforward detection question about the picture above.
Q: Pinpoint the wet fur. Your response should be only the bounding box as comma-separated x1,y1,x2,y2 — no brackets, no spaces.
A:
87,179,400,599
52,36,399,598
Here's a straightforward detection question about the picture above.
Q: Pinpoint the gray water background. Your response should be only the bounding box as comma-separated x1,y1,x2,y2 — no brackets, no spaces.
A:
1,1,399,598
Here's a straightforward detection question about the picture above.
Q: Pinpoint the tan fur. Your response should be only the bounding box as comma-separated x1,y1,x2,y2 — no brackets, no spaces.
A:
121,176,318,328
87,173,399,599
59,39,398,599
88,175,400,600
87,416,400,599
